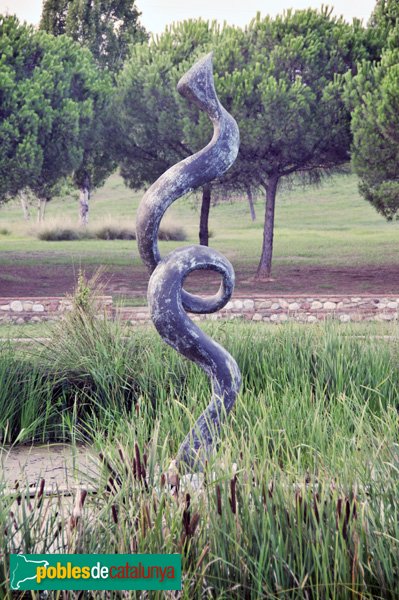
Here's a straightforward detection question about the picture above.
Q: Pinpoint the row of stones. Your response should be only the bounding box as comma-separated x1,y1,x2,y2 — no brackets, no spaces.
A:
224,298,399,312
0,300,72,313
114,295,399,325
0,297,113,314
1,296,399,325
2,310,398,325
2,296,398,316
119,296,399,321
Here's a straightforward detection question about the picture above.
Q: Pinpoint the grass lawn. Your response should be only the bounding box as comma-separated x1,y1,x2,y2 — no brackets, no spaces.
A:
0,322,56,338
1,172,399,299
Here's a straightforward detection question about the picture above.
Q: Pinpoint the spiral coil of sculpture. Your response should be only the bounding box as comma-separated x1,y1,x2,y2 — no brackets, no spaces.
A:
136,53,241,469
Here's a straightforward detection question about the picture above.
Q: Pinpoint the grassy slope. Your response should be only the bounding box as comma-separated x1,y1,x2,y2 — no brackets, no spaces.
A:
1,172,399,270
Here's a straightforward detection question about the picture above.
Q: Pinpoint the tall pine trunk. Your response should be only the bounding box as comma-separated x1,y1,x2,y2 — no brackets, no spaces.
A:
37,197,47,223
199,184,211,246
79,183,90,226
246,186,256,221
19,191,30,221
256,176,279,279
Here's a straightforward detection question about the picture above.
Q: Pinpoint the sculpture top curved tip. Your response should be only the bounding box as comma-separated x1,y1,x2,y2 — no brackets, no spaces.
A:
177,52,220,120
137,51,239,280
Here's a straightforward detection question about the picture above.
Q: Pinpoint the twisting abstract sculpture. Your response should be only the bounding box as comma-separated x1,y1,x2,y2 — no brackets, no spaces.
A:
136,53,241,469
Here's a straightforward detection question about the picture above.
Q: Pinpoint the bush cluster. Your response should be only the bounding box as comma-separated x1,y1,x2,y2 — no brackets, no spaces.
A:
36,222,187,242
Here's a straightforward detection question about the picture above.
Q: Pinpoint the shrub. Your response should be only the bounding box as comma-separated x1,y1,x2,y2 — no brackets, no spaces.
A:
95,225,136,240
37,227,94,241
35,220,187,241
94,221,187,241
0,228,10,236
158,223,186,241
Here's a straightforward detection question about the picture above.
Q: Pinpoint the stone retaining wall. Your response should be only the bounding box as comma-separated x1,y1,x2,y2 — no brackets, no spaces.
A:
0,297,113,324
1,295,399,325
117,295,399,325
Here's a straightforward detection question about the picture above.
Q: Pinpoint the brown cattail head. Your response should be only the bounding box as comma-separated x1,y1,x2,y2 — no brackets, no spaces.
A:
70,488,88,529
268,480,274,499
216,485,222,516
229,475,237,515
118,446,130,477
167,460,180,493
182,493,191,536
38,478,45,498
135,444,142,481
15,481,21,506
189,513,200,536
313,493,320,524
111,504,118,524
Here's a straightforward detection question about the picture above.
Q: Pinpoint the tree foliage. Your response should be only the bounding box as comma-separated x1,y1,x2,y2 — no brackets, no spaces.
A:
39,0,141,221
370,0,399,36
112,10,371,274
222,9,372,277
111,20,221,244
40,0,147,72
0,16,40,202
0,15,112,215
112,20,220,185
367,0,399,60
345,25,399,220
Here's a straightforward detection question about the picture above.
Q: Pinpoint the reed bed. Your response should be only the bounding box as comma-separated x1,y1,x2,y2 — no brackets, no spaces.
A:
0,292,398,597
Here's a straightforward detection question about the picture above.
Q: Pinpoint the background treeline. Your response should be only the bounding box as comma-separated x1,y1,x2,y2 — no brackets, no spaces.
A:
0,0,398,277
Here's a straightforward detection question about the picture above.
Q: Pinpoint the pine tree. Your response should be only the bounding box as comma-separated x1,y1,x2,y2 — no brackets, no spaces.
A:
39,0,140,222
0,15,112,222
40,0,147,72
112,11,370,273
345,24,399,220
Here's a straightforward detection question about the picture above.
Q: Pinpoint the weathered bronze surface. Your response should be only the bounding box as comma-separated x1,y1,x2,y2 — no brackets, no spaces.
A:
137,53,241,468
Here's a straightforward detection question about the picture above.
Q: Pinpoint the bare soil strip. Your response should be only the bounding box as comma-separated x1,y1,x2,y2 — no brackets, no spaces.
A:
1,263,399,298
1,444,99,495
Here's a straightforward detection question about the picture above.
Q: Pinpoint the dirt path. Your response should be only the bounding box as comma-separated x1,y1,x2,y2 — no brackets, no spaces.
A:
1,444,203,497
1,444,99,494
1,263,399,299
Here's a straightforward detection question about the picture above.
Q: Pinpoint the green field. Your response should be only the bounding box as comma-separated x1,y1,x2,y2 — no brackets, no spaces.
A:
1,171,399,271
